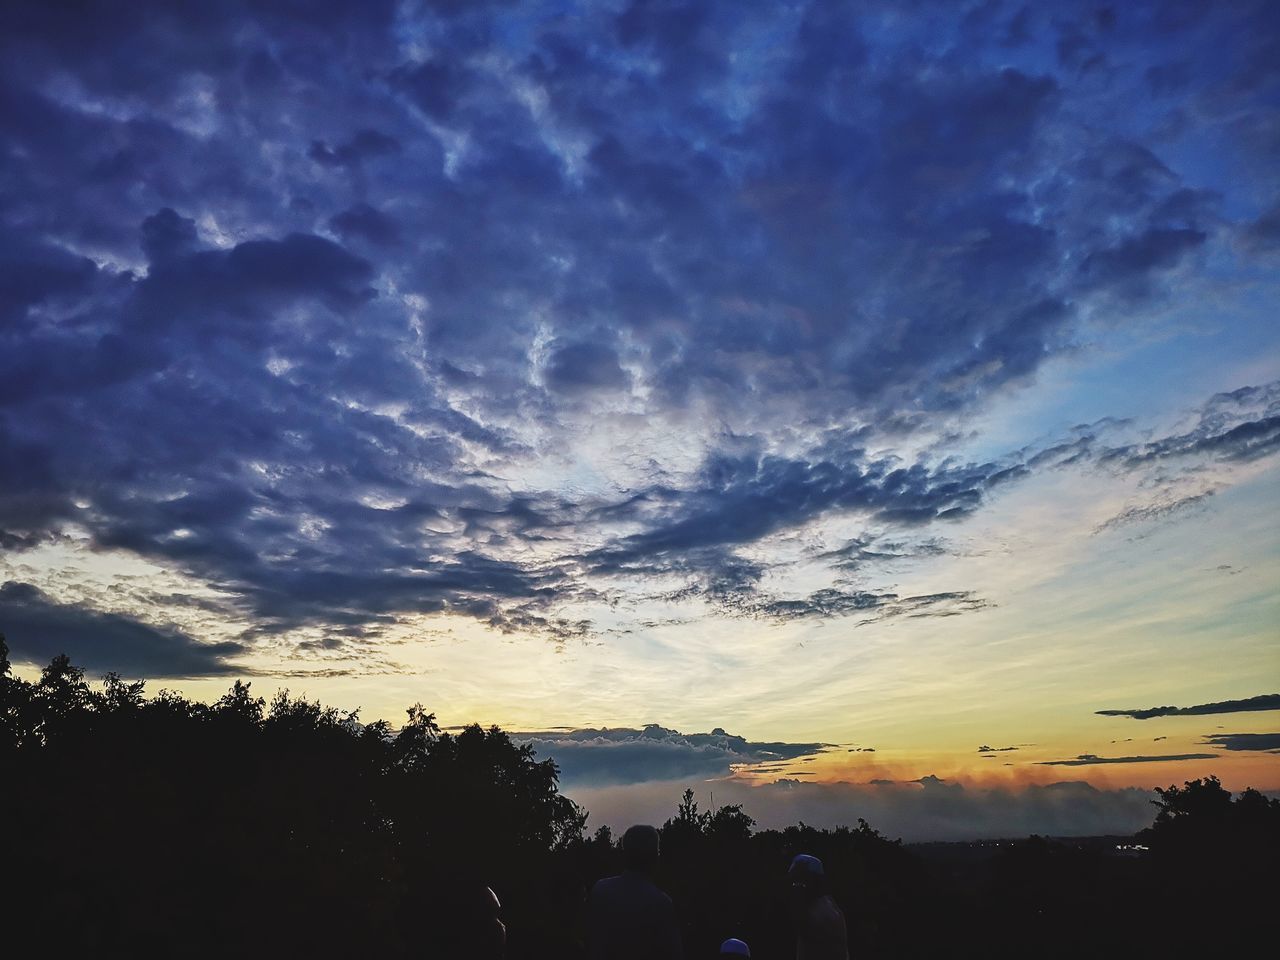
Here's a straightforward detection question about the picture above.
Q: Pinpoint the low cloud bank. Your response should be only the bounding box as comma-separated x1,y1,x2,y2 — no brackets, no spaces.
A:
514,724,829,787
567,776,1157,843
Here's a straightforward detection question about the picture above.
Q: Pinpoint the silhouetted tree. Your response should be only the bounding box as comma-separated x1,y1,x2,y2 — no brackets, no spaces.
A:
1,652,1273,958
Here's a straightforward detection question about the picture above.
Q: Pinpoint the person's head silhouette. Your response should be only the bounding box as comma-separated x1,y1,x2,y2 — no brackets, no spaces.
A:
720,936,751,956
788,852,827,903
622,824,661,875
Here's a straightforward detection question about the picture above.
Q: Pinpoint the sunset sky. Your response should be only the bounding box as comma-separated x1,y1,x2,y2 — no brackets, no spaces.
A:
2,0,1277,839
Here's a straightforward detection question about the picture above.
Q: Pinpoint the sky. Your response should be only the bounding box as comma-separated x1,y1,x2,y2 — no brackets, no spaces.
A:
1,0,1278,840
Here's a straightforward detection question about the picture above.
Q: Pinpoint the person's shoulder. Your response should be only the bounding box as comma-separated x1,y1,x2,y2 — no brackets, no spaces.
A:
814,896,847,933
637,875,674,908
591,874,624,895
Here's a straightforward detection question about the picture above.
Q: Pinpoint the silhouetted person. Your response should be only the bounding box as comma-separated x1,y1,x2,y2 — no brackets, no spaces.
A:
720,937,751,956
430,882,506,957
474,885,506,959
587,824,682,960
787,854,848,960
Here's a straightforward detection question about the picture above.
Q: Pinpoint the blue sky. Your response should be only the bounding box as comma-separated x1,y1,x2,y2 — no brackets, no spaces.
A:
2,0,1277,837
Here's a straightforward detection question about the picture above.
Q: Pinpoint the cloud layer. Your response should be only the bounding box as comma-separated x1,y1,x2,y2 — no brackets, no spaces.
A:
570,776,1159,842
1,0,1278,674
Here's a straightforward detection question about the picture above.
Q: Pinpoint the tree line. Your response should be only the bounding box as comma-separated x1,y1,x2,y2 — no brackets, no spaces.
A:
2,639,1275,957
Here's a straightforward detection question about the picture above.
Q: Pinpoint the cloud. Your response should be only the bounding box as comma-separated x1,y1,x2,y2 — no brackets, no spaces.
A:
582,380,1278,619
328,204,401,247
1097,384,1280,469
0,0,1276,659
1078,227,1207,297
1093,489,1215,534
140,207,200,263
308,128,401,169
0,230,99,323
0,580,243,677
1198,733,1280,753
582,447,1031,595
543,341,631,395
1096,694,1280,720
750,588,987,624
820,536,950,572
1240,204,1280,253
514,723,829,787
138,231,376,327
978,745,1019,753
570,776,1159,842
1038,753,1218,767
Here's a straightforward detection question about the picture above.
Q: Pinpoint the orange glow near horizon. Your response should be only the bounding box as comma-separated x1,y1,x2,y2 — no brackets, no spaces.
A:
732,743,1280,794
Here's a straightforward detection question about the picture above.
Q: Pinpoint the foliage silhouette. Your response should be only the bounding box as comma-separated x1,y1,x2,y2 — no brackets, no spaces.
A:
1,647,1275,957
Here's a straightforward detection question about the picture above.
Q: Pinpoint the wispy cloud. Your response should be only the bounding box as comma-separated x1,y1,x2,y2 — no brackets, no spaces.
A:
1038,753,1218,767
1096,694,1280,720
1092,489,1215,535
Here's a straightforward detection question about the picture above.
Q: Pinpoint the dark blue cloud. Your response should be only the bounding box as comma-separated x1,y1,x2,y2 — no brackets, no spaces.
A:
583,381,1278,616
1079,226,1207,296
140,207,200,263
544,340,631,395
586,449,1006,568
328,204,402,248
136,231,375,336
1,0,1277,659
0,580,243,676
0,231,98,324
309,129,402,169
